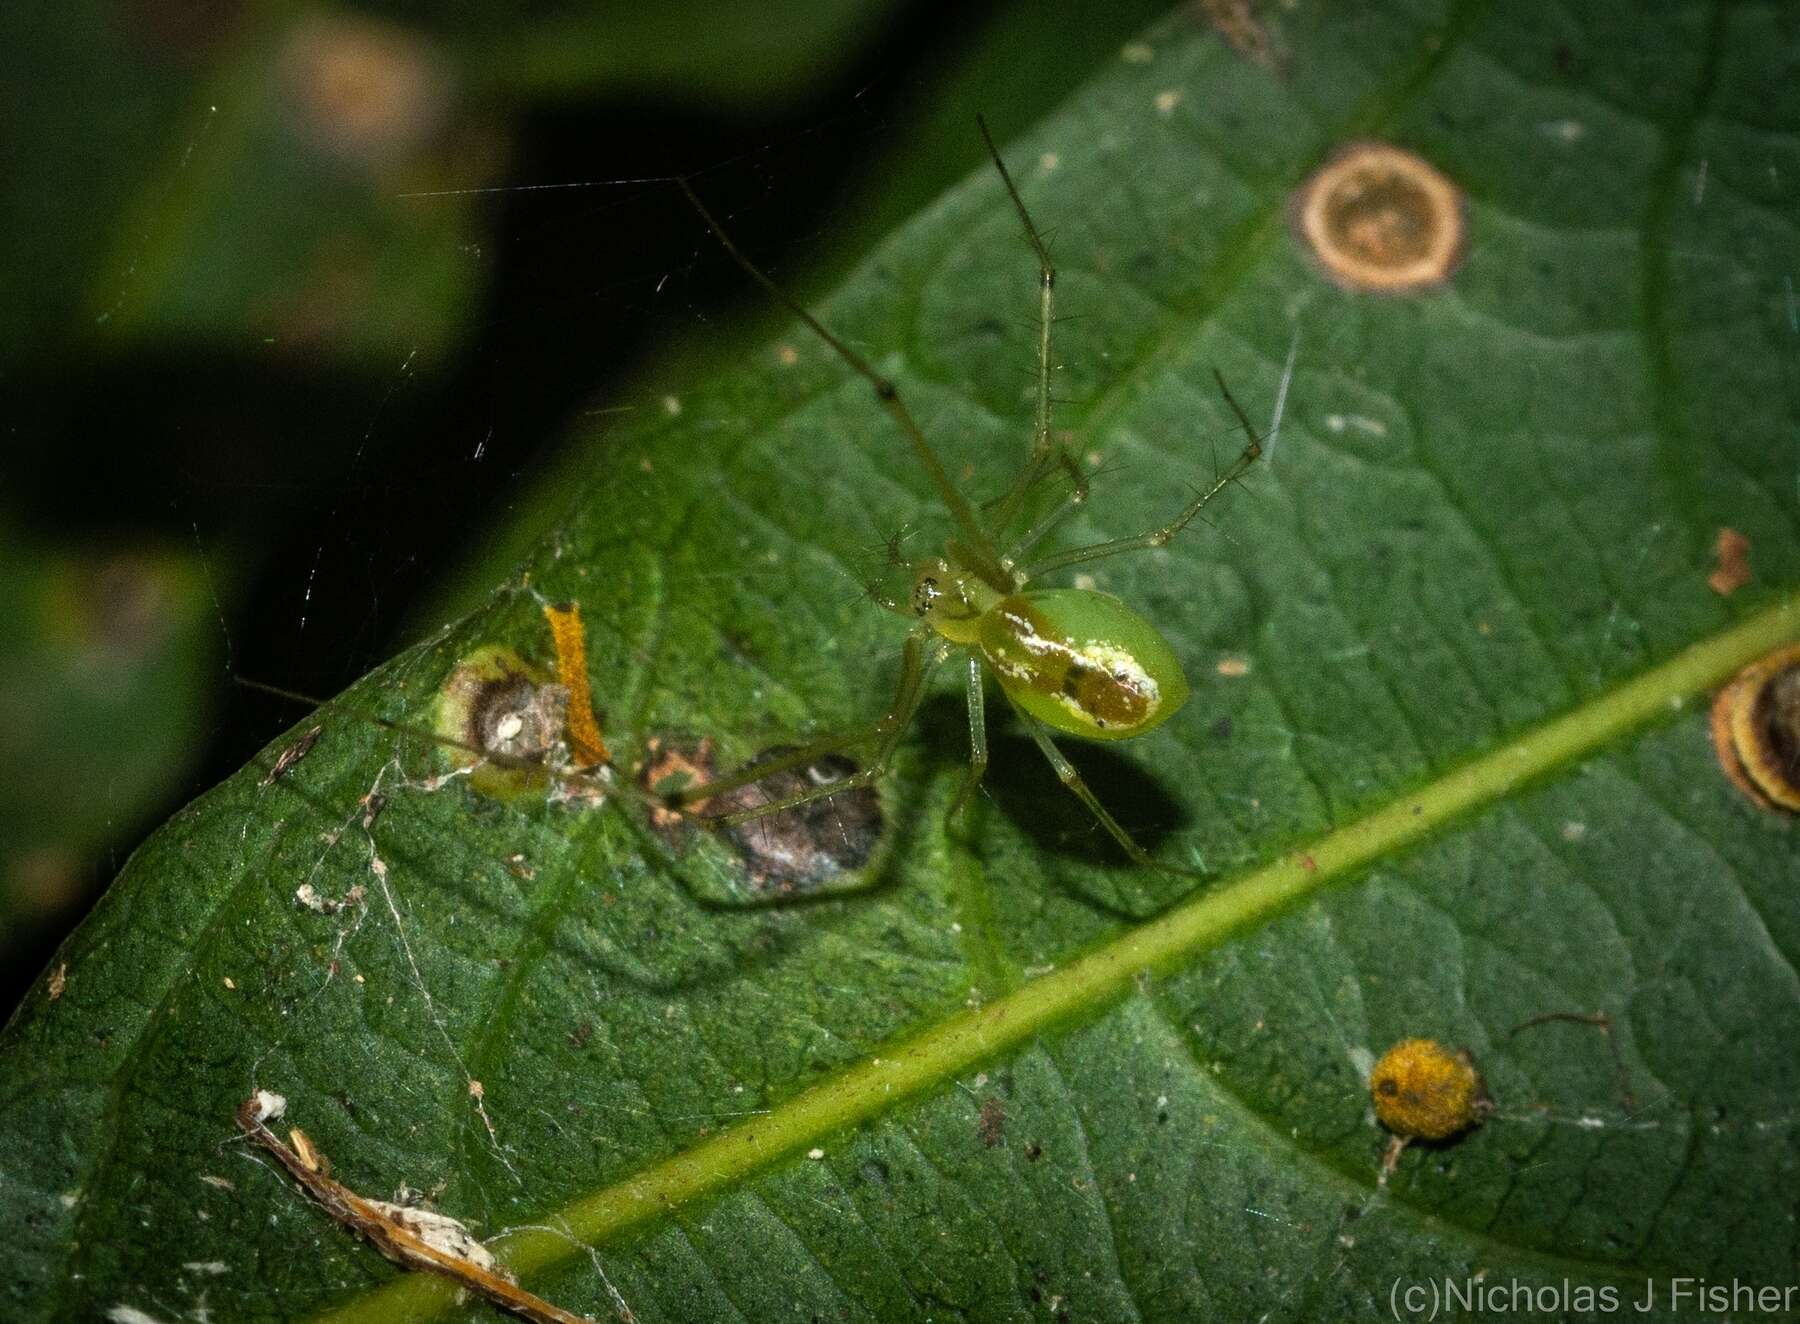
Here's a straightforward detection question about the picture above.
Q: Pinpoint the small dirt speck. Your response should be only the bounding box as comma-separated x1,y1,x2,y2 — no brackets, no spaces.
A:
977,1097,1007,1148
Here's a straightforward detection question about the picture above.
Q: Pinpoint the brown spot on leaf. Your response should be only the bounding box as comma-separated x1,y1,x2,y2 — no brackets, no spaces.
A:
1193,0,1287,72
1706,527,1753,596
638,737,718,829
977,1097,1007,1148
1292,141,1466,293
1710,645,1800,813
716,749,882,896
643,739,883,896
434,645,567,800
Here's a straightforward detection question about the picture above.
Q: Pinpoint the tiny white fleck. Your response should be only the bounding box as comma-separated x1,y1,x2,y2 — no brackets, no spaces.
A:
662,395,682,416
493,712,524,743
1560,821,1588,842
182,1262,229,1276
1121,41,1154,63
806,1147,825,1160
1324,413,1386,436
1154,88,1182,116
1038,151,1059,174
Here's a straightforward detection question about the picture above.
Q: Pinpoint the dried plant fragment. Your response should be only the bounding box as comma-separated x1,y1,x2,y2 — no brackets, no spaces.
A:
261,725,324,786
235,1092,599,1324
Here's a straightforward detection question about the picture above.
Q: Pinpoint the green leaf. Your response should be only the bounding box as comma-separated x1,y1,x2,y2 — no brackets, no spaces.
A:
7,4,1800,1323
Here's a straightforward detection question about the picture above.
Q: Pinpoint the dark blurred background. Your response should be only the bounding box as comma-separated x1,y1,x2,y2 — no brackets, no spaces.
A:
0,0,1182,1015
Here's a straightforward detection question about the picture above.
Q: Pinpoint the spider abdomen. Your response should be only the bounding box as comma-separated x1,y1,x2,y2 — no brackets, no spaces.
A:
978,589,1190,741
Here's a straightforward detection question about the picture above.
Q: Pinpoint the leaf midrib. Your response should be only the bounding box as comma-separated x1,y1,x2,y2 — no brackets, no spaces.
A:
312,593,1800,1324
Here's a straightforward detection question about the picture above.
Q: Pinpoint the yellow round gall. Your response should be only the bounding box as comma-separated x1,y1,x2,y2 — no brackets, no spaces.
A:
1370,1038,1491,1140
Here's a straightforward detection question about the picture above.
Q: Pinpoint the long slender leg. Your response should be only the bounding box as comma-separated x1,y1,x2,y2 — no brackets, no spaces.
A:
977,116,1086,543
695,637,940,826
678,179,1008,587
664,719,885,804
1015,705,1199,875
999,451,1091,568
1021,371,1262,579
950,654,989,818
669,631,929,807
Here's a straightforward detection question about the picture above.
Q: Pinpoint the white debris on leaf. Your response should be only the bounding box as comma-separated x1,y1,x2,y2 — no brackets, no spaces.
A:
365,1202,505,1278
249,1090,287,1124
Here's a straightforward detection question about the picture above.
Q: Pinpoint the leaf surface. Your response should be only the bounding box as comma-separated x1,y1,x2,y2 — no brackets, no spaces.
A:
6,4,1800,1322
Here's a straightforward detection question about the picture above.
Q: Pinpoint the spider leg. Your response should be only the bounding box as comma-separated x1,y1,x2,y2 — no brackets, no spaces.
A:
1021,371,1261,578
678,178,1009,587
691,632,938,826
1000,449,1090,571
1013,703,1200,876
950,654,989,819
979,117,1087,543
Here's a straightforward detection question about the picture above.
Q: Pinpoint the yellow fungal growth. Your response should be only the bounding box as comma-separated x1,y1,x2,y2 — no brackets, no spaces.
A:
540,600,610,768
1369,1038,1491,1141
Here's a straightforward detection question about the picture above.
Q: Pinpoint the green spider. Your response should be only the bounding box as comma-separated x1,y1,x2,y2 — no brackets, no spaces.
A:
667,119,1262,869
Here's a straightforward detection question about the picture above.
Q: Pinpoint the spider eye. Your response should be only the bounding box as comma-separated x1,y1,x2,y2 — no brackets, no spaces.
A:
911,577,941,616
